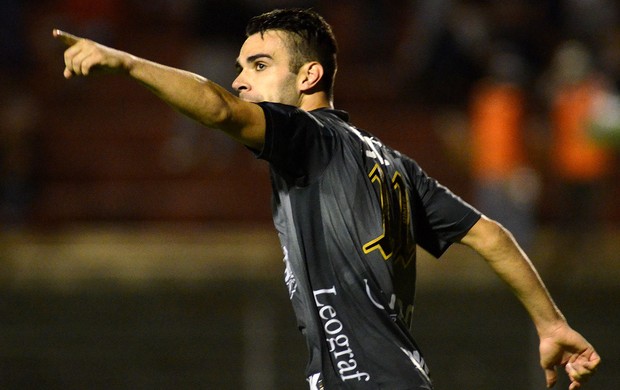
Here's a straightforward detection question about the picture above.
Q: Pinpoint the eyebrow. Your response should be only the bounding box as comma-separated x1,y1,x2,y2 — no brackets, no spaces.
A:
235,53,273,73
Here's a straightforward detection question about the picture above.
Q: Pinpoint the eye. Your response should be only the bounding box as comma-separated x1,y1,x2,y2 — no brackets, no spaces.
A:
255,62,267,71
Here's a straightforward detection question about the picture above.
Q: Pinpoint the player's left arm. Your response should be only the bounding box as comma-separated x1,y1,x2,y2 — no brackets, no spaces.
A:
458,215,600,389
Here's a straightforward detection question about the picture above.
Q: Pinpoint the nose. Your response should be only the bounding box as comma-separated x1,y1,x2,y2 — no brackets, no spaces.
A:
232,73,248,93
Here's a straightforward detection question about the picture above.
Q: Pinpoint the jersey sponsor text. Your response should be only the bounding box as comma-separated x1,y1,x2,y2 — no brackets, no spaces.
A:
313,286,371,382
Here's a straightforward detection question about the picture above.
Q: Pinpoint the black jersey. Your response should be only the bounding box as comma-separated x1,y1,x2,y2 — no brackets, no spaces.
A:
255,102,481,390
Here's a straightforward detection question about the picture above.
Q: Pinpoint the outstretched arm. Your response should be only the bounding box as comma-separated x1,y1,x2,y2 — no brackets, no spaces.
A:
459,216,600,389
52,29,265,150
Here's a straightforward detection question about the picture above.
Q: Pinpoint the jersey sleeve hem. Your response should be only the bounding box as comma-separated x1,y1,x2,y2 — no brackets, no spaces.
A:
428,210,482,258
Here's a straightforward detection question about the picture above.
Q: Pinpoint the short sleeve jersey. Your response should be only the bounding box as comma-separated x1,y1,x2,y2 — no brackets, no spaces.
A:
255,102,481,389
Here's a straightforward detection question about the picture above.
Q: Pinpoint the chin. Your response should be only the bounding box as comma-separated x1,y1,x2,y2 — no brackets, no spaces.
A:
240,94,262,103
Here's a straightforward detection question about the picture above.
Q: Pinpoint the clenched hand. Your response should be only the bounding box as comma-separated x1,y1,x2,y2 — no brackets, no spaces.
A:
539,324,601,389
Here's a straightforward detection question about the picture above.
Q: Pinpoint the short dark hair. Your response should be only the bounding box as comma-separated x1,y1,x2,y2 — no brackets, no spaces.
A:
245,8,338,99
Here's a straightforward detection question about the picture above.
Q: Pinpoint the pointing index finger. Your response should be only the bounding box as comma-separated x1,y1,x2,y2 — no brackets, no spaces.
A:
52,29,80,46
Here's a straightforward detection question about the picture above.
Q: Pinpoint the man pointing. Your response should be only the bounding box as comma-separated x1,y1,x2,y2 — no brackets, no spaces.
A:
53,8,599,389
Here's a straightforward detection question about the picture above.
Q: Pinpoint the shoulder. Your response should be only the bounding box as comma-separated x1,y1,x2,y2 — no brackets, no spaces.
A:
259,102,319,123
259,102,349,129
258,103,353,149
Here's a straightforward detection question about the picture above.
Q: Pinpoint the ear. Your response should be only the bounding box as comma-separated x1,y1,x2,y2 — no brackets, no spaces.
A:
298,61,324,93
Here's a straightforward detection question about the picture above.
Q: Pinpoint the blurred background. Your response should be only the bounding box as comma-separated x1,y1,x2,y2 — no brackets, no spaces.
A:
1,0,618,389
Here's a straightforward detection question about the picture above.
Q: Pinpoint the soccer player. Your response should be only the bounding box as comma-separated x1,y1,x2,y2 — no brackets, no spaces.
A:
53,8,600,390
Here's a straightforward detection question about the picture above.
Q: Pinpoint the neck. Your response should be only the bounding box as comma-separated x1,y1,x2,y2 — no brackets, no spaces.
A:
299,90,333,111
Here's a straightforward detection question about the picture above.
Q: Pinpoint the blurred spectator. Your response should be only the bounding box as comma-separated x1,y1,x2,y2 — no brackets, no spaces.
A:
396,0,489,105
599,26,620,92
560,0,618,49
468,47,540,251
435,61,541,251
487,1,560,78
543,41,614,267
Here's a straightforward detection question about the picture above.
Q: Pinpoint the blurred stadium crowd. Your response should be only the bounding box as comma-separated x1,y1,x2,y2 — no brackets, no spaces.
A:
0,0,618,234
0,2,618,389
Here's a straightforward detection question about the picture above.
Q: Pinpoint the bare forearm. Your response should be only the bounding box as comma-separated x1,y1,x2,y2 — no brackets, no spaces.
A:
461,217,566,336
128,57,234,128
128,57,264,148
125,54,265,148
472,222,602,388
53,29,265,149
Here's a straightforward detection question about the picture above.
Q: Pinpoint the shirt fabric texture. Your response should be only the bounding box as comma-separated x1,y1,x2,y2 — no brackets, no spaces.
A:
254,102,481,389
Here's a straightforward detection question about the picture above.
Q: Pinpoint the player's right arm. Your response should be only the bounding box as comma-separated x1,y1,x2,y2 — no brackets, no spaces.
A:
52,29,265,150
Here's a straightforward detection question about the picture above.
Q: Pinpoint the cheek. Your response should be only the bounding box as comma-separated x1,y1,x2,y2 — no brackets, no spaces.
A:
275,74,300,103
254,75,277,96
254,72,298,104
